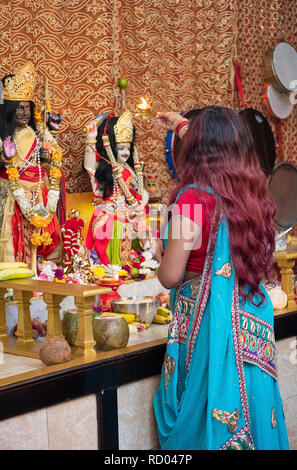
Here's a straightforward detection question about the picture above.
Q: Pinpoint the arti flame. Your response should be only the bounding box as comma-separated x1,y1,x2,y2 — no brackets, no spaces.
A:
137,97,150,109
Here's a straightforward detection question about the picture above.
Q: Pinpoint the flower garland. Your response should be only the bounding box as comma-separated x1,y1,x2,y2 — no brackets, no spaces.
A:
4,129,63,247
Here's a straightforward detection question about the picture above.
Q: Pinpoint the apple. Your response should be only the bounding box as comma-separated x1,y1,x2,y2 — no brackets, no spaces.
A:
118,77,128,89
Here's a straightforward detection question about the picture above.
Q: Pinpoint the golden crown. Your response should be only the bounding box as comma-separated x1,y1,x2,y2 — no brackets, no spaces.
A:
114,110,134,143
2,61,36,102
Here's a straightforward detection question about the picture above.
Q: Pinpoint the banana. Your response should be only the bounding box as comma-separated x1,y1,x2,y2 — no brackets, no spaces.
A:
157,306,171,317
0,268,34,281
0,262,28,270
153,313,173,324
99,312,136,323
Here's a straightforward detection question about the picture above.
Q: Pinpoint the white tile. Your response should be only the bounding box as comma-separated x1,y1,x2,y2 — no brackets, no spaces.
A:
276,337,297,401
47,394,98,450
283,395,297,450
0,409,48,450
118,375,160,450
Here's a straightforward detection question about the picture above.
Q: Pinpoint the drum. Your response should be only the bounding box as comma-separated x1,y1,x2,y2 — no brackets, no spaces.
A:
268,162,297,231
264,42,297,94
267,83,294,119
239,108,276,176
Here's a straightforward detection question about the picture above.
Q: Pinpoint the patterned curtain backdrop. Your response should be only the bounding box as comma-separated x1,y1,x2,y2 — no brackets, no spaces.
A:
0,0,296,203
235,0,297,168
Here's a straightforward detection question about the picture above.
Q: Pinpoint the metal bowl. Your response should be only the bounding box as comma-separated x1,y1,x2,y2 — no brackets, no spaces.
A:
112,296,160,324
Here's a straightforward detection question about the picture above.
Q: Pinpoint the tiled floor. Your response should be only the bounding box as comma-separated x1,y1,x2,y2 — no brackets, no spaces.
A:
0,335,296,450
276,336,297,450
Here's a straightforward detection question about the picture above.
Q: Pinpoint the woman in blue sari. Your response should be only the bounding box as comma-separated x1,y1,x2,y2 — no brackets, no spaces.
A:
154,106,289,450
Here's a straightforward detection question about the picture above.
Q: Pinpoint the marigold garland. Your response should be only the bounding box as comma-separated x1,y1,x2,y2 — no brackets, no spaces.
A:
52,150,62,162
50,167,62,178
31,231,53,246
30,215,51,228
40,232,53,246
6,167,20,180
31,232,42,246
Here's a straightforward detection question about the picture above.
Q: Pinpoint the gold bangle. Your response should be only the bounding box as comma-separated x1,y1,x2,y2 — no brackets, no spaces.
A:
178,123,189,139
85,139,97,144
172,117,188,133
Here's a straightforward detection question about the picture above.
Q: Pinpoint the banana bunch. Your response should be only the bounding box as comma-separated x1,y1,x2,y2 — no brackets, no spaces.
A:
153,306,173,324
0,262,35,281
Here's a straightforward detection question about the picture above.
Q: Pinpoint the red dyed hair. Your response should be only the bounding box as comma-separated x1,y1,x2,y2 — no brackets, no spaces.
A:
172,106,276,305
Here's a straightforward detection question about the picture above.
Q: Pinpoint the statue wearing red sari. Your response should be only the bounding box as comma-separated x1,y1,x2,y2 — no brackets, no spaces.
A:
84,111,148,267
0,62,63,271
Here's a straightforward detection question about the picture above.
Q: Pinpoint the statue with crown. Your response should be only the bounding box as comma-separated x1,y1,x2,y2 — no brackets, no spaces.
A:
84,109,149,269
0,62,64,272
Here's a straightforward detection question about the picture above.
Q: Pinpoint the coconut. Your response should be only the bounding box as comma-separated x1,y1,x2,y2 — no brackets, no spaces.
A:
39,337,71,366
93,315,129,351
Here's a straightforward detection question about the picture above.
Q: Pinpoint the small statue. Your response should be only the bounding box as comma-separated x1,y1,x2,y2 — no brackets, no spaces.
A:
61,209,85,271
72,254,93,284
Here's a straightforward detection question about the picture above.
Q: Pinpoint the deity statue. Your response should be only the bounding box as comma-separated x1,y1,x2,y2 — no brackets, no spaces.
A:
0,62,64,272
84,111,149,267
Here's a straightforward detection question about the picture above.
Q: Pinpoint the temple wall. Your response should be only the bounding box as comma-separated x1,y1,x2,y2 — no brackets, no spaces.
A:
0,0,295,204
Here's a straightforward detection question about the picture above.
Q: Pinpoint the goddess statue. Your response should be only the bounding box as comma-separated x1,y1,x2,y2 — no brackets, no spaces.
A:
84,111,149,267
0,62,64,272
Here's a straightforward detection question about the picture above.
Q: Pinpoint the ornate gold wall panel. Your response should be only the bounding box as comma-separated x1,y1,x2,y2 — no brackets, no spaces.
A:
0,0,296,204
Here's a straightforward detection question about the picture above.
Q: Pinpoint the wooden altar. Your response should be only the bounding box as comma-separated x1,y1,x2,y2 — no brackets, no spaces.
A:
0,279,111,359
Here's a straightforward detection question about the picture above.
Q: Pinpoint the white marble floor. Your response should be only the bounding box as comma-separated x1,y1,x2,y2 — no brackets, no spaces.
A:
276,336,297,450
0,335,296,450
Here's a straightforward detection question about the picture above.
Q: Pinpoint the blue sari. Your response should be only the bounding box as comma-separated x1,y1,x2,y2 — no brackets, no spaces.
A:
154,186,289,450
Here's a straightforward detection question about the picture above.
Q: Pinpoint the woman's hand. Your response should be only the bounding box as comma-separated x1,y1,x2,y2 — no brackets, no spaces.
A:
3,137,16,160
155,111,183,131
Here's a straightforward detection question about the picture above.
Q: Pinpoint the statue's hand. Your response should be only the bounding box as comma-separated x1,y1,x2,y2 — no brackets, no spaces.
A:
85,120,97,140
3,137,16,160
40,147,49,161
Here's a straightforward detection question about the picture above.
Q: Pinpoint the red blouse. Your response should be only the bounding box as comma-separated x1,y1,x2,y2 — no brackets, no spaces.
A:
173,188,216,273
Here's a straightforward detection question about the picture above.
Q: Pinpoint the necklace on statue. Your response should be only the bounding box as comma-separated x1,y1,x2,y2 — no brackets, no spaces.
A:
14,126,42,206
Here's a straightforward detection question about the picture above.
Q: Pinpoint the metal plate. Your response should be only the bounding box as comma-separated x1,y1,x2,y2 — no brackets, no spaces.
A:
239,108,276,176
268,162,297,230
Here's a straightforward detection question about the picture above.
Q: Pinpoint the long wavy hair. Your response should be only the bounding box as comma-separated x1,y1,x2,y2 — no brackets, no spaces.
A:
95,116,136,199
172,105,276,305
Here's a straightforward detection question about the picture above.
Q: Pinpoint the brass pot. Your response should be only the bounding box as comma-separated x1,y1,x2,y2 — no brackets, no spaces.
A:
93,315,129,351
